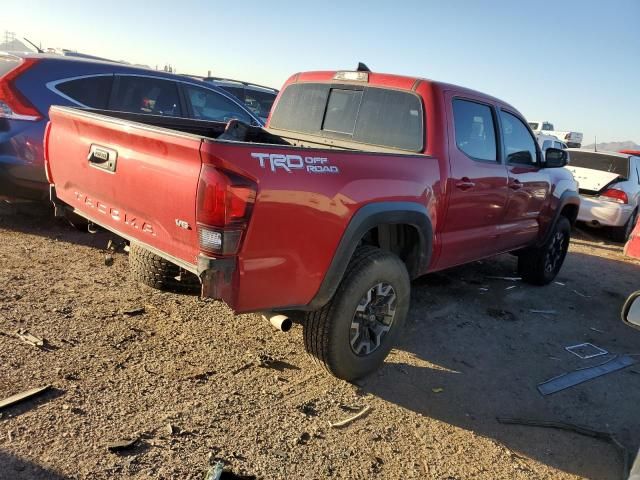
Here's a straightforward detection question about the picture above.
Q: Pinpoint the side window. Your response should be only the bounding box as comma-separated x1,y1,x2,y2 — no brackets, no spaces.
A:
184,85,252,124
553,141,563,149
542,122,553,131
111,76,181,116
452,99,497,162
244,89,277,120
56,76,114,109
500,111,538,165
542,140,552,151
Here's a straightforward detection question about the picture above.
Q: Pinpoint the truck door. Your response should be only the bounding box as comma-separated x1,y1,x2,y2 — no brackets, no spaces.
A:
498,109,550,250
436,96,509,269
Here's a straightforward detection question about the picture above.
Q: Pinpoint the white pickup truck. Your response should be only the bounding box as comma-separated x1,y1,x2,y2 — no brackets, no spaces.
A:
529,121,583,148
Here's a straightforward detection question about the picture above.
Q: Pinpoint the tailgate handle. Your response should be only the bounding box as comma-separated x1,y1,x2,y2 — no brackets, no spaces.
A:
87,144,117,173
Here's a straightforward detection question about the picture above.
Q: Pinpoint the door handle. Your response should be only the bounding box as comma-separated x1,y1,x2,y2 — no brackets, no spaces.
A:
87,144,117,173
509,179,523,190
455,177,476,190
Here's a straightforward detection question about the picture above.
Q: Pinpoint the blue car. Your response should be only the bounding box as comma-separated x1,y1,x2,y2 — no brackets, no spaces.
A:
0,52,263,200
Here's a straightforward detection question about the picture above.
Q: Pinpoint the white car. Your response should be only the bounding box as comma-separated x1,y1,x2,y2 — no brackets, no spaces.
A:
565,149,640,241
529,121,583,148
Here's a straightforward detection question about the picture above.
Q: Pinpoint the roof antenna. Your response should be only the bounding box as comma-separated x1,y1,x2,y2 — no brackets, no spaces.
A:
23,37,44,54
357,62,371,72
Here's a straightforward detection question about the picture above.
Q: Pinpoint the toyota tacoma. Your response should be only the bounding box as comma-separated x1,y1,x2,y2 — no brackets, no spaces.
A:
45,67,580,380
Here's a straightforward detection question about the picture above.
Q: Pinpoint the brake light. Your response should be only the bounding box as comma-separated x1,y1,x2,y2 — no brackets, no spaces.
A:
0,58,42,121
196,165,257,256
600,188,628,204
43,121,53,183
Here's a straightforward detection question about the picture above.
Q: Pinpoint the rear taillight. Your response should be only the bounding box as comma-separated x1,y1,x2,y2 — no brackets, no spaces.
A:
0,58,41,121
600,188,628,204
43,121,53,183
196,165,257,256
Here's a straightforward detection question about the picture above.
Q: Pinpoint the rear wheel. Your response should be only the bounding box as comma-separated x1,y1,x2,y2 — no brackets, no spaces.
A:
303,246,410,381
129,243,200,294
518,216,571,285
610,209,637,243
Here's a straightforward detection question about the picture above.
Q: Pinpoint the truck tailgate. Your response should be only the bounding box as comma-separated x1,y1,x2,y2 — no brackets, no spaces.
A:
47,106,202,270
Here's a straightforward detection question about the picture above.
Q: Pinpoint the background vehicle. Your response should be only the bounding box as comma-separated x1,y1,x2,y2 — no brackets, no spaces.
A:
537,133,568,159
0,52,262,200
529,120,583,148
203,77,278,124
46,69,579,381
565,149,640,241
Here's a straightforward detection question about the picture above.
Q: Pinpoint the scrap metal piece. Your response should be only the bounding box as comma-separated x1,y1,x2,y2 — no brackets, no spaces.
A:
538,355,636,395
329,406,371,428
16,330,44,347
107,438,138,452
565,343,608,359
0,385,52,411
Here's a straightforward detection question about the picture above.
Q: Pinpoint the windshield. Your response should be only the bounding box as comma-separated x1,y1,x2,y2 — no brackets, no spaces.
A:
528,122,539,130
569,151,630,179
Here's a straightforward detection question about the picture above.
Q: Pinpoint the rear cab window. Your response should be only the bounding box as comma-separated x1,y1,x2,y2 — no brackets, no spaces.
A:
269,83,424,152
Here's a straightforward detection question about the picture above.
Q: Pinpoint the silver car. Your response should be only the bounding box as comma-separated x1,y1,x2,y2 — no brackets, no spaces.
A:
566,149,640,242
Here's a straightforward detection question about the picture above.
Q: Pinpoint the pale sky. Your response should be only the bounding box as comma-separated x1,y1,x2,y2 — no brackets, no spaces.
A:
3,0,639,144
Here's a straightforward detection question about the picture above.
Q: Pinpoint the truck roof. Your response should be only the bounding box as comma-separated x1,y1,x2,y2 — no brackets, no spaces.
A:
287,70,520,113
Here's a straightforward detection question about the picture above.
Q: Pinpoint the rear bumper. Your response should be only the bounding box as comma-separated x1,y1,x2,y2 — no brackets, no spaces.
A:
0,164,48,200
0,120,48,199
197,254,237,306
578,195,634,227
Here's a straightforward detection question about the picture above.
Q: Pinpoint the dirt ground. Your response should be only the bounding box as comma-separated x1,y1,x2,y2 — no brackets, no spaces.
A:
1,203,639,480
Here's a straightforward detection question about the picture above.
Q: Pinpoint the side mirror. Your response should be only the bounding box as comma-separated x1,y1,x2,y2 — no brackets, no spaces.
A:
622,291,640,330
544,148,568,168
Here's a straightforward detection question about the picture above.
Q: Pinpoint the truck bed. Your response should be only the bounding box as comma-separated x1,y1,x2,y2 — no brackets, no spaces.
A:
46,106,438,312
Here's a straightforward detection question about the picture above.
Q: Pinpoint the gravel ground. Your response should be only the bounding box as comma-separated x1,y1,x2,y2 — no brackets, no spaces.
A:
1,203,639,480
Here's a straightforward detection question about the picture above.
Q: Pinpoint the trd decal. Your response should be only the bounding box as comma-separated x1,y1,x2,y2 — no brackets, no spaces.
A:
251,153,339,174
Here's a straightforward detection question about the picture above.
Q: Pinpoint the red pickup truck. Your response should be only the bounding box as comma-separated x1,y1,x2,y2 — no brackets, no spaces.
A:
45,68,579,380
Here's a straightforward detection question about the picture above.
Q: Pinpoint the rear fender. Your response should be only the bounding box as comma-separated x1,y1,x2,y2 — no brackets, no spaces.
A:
304,202,433,311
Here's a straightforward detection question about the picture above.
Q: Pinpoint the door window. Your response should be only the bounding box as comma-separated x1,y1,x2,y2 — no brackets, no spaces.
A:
57,75,114,109
542,140,552,151
184,85,252,124
111,76,182,116
452,99,497,162
500,111,538,165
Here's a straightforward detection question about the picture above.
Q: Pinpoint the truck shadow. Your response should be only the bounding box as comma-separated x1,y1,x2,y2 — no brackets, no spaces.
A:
0,451,69,480
0,200,118,250
361,250,640,479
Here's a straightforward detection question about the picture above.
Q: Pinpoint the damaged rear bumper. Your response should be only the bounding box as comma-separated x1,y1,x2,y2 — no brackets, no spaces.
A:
197,254,236,304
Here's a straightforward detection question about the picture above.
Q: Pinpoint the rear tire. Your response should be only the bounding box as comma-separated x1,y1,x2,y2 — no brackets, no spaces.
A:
610,209,637,243
518,216,571,285
129,243,200,294
303,246,410,381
